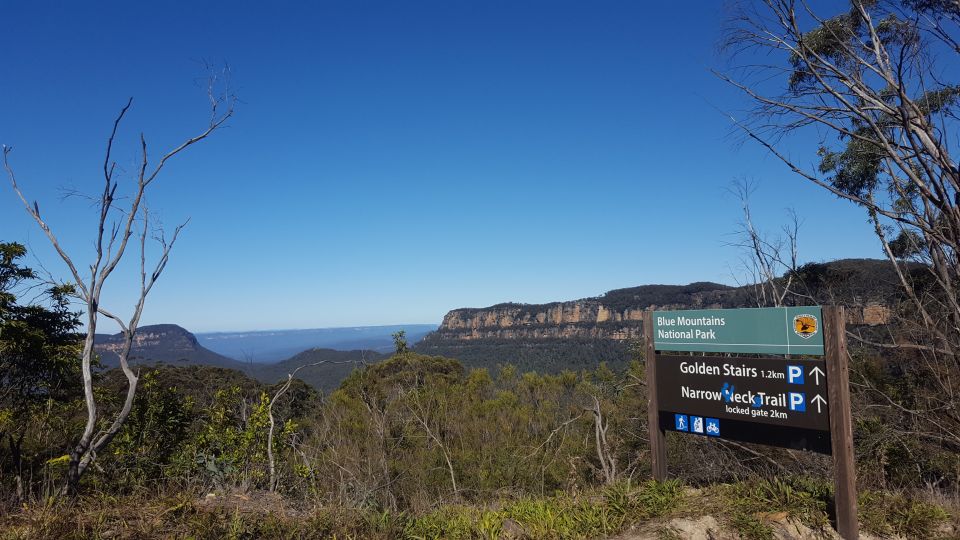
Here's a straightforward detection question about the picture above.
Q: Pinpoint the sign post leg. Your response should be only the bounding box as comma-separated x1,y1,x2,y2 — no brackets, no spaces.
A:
824,306,858,539
644,310,667,481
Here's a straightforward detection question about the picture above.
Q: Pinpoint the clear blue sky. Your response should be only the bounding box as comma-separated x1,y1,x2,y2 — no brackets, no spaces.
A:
1,1,881,332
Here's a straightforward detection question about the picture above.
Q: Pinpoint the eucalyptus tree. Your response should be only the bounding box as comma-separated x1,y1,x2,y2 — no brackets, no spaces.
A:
0,242,81,499
721,0,960,447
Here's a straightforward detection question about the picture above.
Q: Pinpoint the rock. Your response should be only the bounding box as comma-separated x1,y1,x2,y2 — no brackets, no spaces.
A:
499,518,525,539
934,520,957,539
609,514,886,540
663,516,730,540
762,513,839,540
613,515,733,540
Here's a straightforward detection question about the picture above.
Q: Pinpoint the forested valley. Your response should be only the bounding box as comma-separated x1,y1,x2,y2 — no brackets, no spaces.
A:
1,240,958,539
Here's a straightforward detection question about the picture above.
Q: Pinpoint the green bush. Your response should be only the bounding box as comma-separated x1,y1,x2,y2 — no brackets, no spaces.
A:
859,490,952,539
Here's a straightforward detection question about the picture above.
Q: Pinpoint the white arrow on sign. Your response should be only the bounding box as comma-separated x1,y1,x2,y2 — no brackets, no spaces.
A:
811,394,827,413
809,366,825,386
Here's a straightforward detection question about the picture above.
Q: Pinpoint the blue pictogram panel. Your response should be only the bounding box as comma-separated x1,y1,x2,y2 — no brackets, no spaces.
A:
705,418,720,436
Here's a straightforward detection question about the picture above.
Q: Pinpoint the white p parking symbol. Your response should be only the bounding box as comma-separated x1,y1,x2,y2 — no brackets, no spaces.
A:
789,392,806,412
787,365,804,384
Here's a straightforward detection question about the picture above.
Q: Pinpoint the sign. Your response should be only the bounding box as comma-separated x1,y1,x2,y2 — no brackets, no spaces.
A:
643,306,858,539
656,354,831,453
652,306,824,355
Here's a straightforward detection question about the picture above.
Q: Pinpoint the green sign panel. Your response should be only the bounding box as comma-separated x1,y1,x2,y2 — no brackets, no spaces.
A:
652,306,824,355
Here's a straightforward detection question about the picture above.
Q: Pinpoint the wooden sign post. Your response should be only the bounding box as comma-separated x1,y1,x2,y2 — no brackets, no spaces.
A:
644,305,858,539
642,313,667,481
823,306,857,539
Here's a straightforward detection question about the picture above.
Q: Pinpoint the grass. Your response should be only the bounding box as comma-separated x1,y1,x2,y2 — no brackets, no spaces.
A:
699,477,955,540
0,478,953,539
858,490,953,539
0,481,684,540
402,480,684,540
690,477,830,540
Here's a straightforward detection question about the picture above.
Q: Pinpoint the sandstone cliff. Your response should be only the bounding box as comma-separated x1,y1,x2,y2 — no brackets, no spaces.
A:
431,282,746,343
427,267,893,348
94,324,244,369
437,301,644,341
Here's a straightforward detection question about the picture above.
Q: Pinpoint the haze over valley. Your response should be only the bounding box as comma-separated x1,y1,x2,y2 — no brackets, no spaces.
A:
196,324,437,362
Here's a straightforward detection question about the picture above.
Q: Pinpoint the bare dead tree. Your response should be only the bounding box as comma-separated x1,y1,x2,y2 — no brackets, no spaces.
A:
721,0,960,447
727,178,801,307
523,411,587,495
3,71,235,494
358,387,398,510
266,358,363,493
403,387,459,498
524,411,587,461
589,396,617,485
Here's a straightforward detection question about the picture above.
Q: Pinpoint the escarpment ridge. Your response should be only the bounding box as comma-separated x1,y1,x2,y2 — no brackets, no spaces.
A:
415,259,899,371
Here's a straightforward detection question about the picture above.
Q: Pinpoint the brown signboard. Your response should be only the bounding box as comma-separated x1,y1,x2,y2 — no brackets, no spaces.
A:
656,355,830,430
655,354,831,453
644,306,858,539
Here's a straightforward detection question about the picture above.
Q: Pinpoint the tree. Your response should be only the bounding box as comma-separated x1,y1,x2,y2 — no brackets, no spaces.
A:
721,1,960,447
392,330,408,354
0,242,82,500
265,357,359,492
2,72,235,494
727,179,801,307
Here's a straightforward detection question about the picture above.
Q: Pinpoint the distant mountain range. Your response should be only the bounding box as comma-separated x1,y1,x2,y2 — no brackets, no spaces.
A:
95,324,247,370
94,258,904,389
94,324,388,391
196,324,436,362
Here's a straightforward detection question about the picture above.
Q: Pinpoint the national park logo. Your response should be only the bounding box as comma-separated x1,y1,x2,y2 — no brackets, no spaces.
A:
793,314,818,339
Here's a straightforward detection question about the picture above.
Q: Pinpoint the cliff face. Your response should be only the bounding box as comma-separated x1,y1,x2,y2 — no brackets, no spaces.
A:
94,324,243,369
430,275,892,345
96,324,202,355
433,282,747,342
438,301,645,341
